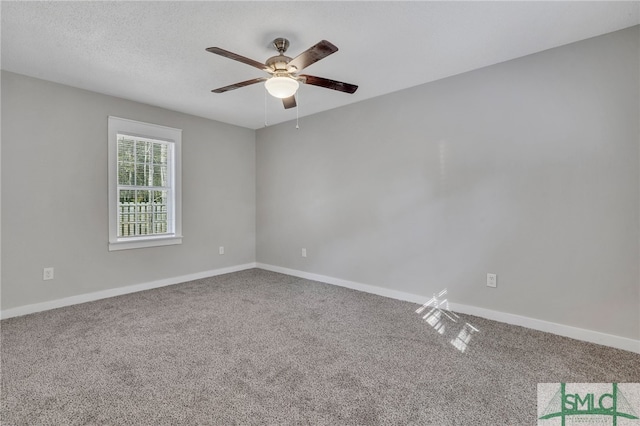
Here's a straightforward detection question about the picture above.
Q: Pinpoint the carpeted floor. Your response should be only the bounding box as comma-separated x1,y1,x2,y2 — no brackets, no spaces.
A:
1,269,639,425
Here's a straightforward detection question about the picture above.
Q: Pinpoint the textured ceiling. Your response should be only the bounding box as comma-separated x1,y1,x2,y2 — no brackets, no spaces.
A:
2,1,638,129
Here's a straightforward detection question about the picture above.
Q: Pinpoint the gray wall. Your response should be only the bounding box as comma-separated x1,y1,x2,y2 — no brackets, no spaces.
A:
256,26,640,340
1,71,256,310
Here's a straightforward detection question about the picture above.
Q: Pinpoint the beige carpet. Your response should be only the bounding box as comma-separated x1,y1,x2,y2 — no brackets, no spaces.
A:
2,269,639,425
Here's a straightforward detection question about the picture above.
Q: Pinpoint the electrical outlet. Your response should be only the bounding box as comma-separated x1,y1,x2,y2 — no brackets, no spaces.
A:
43,267,54,281
219,246,224,255
487,273,497,288
301,248,307,258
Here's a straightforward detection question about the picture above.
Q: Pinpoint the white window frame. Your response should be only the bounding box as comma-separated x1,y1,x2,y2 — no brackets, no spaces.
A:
108,116,182,251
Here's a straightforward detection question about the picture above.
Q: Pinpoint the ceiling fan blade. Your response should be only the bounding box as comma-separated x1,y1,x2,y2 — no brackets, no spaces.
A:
282,95,297,109
212,77,267,93
299,75,358,94
206,47,269,72
288,40,338,72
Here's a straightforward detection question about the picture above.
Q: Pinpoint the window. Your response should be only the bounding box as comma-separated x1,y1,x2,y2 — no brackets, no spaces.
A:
108,117,182,251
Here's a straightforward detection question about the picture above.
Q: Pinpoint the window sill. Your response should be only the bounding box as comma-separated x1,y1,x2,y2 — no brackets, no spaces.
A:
108,235,183,251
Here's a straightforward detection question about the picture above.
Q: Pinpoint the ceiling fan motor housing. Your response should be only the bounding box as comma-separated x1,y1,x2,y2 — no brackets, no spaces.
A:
266,55,294,73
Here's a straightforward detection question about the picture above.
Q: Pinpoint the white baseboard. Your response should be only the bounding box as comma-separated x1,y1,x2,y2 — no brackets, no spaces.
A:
256,263,640,354
0,262,257,320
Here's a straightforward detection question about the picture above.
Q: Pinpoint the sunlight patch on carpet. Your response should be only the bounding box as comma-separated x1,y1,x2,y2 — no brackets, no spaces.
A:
416,288,479,353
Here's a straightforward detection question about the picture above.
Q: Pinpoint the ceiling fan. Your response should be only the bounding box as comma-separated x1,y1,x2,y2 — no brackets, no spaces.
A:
206,38,358,109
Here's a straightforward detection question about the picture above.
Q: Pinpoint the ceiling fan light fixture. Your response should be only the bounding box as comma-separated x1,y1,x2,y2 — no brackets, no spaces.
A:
265,76,299,99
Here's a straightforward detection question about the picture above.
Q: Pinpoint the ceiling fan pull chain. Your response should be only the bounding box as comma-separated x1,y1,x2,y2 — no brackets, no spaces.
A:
296,89,300,129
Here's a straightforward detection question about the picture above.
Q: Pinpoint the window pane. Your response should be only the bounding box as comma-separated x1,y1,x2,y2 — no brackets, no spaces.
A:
135,164,149,187
137,190,150,204
118,162,134,185
136,140,152,164
120,189,135,203
118,190,135,237
118,138,135,163
154,222,167,234
153,143,168,165
152,190,167,204
152,166,167,187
